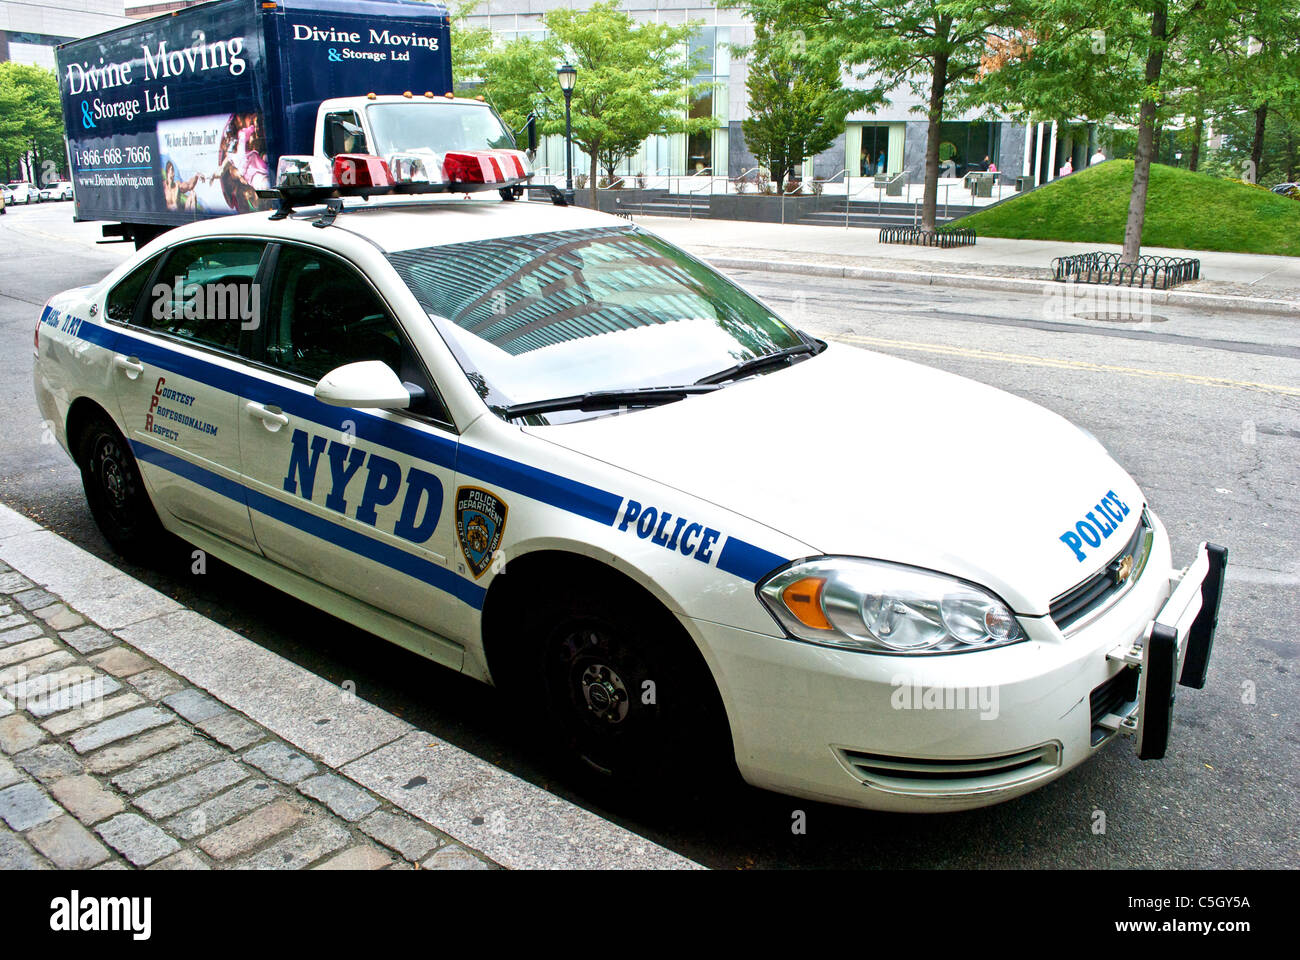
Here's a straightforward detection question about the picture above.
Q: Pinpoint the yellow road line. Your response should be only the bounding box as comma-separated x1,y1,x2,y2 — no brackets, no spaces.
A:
834,333,1300,398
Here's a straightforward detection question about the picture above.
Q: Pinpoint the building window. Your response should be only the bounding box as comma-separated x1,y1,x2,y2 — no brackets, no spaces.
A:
687,92,713,173
859,125,890,175
936,121,1002,176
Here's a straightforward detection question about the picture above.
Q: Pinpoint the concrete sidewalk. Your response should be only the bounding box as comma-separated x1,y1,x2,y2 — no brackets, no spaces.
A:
0,504,697,871
639,216,1300,312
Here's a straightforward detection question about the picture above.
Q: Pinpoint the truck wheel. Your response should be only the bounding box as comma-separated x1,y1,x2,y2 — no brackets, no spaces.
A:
76,412,163,560
511,577,732,792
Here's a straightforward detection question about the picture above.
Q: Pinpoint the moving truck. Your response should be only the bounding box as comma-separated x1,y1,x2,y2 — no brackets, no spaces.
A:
56,0,521,246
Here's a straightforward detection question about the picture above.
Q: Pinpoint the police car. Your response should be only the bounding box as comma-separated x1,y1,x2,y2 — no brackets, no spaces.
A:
32,150,1226,812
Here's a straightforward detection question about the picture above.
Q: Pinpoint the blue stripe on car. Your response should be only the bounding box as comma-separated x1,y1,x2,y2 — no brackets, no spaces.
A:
716,538,791,584
80,320,788,584
131,440,488,609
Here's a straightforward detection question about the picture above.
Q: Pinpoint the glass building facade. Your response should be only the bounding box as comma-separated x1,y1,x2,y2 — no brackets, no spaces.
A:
450,1,1030,184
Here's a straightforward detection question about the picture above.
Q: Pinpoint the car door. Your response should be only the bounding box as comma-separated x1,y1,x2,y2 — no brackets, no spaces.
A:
235,241,465,654
106,237,267,551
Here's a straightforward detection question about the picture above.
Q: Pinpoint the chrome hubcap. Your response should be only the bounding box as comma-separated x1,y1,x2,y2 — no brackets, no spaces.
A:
100,448,127,508
580,663,629,724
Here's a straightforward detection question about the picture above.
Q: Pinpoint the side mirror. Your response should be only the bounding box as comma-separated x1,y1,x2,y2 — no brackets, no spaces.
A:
314,360,410,409
526,114,537,157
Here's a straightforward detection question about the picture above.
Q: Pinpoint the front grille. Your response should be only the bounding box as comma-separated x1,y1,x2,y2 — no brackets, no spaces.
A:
1089,668,1139,746
836,743,1061,795
1050,512,1152,632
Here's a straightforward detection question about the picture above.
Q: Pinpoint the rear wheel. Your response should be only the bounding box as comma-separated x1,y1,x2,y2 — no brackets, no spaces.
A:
75,411,163,560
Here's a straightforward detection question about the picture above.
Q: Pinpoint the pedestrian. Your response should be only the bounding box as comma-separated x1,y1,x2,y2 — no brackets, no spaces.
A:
1059,158,1074,177
877,152,886,175
988,159,998,174
1090,148,1106,166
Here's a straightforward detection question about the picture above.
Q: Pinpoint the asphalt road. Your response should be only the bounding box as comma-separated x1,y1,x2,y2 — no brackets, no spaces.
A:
2,201,1296,869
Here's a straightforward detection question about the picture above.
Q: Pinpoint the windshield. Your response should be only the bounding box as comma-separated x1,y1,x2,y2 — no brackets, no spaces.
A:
388,226,805,423
366,102,515,156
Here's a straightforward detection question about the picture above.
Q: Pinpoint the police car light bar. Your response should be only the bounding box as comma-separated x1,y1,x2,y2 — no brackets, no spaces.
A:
258,150,547,220
387,152,444,186
443,149,532,184
333,153,394,189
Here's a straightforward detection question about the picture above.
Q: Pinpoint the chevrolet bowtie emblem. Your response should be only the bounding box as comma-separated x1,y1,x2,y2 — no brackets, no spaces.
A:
1115,554,1134,584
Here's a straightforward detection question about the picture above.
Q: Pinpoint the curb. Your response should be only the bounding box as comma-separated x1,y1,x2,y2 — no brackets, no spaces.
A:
0,503,700,870
702,255,1299,318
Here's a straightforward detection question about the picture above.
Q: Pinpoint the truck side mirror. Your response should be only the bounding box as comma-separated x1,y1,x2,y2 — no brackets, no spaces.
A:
526,114,536,160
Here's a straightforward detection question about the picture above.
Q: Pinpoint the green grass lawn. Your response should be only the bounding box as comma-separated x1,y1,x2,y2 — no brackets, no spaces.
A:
953,160,1300,256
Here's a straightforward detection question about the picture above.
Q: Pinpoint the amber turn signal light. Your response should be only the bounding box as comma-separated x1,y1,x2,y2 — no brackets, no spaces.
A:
781,577,832,630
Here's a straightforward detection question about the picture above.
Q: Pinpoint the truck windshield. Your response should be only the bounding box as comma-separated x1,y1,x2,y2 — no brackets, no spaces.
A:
366,102,515,156
387,226,806,423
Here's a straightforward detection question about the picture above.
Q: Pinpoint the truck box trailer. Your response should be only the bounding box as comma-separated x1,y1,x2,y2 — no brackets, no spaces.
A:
56,0,523,246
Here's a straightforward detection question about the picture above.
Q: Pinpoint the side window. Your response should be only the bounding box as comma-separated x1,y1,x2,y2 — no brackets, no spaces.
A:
264,245,446,420
322,111,367,158
105,254,161,324
144,240,265,352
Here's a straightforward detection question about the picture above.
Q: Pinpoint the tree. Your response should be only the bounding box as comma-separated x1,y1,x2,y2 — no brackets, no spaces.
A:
1204,101,1300,185
477,1,714,203
739,12,868,188
446,0,494,97
0,63,64,184
973,1,1239,263
732,0,1020,231
1197,0,1300,181
479,35,562,136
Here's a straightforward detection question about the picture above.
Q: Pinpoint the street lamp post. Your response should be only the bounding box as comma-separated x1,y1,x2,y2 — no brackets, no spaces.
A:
557,63,576,205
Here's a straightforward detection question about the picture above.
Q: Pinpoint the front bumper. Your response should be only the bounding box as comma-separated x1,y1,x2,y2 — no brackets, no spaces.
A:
691,517,1226,812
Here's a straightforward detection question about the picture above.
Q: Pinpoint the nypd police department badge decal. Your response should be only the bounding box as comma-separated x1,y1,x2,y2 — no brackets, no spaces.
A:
456,486,508,578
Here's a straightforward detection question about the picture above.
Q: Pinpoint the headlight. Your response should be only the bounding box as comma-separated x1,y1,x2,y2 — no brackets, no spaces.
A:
757,558,1027,654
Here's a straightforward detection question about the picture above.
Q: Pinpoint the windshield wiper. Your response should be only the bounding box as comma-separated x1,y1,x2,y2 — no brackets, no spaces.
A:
694,340,823,386
500,384,721,420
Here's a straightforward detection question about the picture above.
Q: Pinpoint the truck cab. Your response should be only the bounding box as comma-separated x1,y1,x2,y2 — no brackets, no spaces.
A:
315,94,517,166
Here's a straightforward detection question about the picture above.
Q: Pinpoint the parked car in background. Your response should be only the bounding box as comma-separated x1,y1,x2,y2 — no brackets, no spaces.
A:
6,182,37,204
39,180,74,202
1270,182,1298,198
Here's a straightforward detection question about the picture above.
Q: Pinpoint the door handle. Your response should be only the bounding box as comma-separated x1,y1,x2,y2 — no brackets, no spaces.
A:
245,401,289,431
113,355,144,379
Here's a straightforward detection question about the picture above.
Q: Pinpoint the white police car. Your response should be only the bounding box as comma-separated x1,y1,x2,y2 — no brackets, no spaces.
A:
32,152,1225,812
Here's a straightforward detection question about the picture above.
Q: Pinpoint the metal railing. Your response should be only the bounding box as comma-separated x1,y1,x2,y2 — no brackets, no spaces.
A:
596,166,1008,227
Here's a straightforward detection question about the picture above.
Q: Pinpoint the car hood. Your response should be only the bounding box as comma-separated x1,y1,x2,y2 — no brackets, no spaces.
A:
525,343,1145,615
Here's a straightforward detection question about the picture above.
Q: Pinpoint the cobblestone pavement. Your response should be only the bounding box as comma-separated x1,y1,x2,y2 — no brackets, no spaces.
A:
0,562,497,871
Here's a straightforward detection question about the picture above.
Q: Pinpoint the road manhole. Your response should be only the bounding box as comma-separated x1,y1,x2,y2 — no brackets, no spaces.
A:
1074,311,1169,323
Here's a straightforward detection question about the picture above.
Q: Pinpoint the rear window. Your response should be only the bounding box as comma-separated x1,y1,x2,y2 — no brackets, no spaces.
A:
388,226,803,420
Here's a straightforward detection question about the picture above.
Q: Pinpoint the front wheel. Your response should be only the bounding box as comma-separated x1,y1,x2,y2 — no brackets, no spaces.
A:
503,577,733,794
75,412,164,560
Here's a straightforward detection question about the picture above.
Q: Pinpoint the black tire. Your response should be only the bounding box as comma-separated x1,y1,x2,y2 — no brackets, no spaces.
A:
75,411,164,560
500,572,733,795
